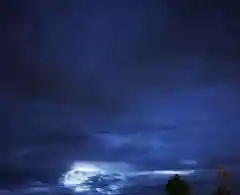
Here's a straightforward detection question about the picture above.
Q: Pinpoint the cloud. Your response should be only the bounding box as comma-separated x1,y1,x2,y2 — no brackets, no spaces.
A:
1,0,239,174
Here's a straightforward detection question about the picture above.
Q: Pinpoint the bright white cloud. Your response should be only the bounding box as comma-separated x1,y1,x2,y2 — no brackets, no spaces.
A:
60,161,105,192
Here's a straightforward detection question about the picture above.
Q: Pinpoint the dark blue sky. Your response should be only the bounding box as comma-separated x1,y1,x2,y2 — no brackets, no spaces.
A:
1,0,240,180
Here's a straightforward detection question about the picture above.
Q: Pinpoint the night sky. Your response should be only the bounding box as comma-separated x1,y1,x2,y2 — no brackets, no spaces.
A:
1,0,240,183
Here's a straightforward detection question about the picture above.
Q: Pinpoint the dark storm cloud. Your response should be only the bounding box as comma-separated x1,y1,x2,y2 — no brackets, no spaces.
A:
3,0,239,101
1,0,239,173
